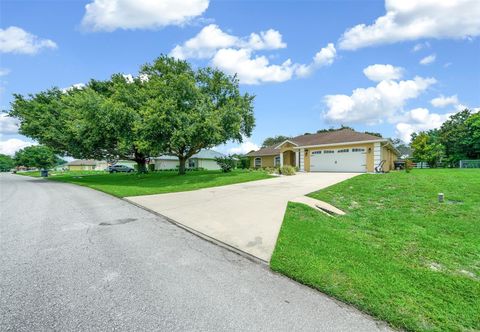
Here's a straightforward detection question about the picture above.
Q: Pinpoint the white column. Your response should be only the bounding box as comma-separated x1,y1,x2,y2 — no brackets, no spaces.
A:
296,150,300,168
299,148,305,171
373,142,381,171
279,152,284,167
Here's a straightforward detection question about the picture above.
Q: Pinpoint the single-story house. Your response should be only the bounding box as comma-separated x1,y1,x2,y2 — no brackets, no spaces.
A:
153,149,225,171
66,159,108,171
246,129,400,173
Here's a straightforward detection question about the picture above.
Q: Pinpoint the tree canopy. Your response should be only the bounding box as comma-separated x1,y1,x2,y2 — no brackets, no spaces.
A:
10,55,255,174
411,132,445,167
0,154,15,171
438,109,480,164
410,109,480,167
262,135,292,147
14,145,59,169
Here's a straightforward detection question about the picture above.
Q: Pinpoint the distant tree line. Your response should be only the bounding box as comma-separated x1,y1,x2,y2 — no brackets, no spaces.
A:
0,145,65,171
411,109,479,167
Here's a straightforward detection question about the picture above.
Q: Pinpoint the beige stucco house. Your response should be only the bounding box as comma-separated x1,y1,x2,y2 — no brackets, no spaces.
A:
66,159,108,171
246,129,400,173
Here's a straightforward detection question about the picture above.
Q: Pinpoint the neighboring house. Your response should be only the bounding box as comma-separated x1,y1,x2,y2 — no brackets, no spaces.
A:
66,159,108,171
397,145,413,159
246,129,400,173
153,149,225,171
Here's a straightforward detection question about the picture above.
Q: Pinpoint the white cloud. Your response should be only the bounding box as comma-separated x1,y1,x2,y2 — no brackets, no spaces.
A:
171,25,335,84
294,43,337,78
170,24,287,60
0,114,19,135
324,76,436,124
81,0,209,32
430,95,459,107
212,48,295,84
339,0,480,50
412,41,430,52
313,43,337,67
0,138,35,155
61,83,86,93
0,26,57,54
395,108,452,142
228,140,259,155
170,24,239,60
0,68,10,76
363,64,403,82
247,29,287,50
419,54,436,65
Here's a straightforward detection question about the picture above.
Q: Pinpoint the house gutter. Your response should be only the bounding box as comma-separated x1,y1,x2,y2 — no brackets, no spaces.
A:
290,139,388,150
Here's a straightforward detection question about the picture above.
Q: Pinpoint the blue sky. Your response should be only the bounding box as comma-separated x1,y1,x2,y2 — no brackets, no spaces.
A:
1,0,479,155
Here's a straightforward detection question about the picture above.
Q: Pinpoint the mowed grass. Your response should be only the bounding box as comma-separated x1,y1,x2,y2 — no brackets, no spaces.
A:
24,169,271,197
16,170,101,177
270,169,480,331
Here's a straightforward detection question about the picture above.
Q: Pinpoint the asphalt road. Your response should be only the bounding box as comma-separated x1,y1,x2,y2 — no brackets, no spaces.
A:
0,174,391,332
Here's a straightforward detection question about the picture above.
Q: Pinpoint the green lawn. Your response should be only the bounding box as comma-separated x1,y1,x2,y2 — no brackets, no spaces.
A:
270,169,480,332
21,169,271,197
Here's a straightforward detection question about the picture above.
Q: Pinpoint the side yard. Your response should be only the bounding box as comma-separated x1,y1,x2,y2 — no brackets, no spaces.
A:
271,169,480,331
19,169,272,197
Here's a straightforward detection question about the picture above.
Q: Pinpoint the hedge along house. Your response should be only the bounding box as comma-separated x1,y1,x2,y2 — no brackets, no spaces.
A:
246,129,400,173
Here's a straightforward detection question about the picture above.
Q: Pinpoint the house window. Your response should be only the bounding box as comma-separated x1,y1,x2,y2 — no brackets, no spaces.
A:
188,159,197,168
254,157,262,168
323,150,334,154
352,148,366,152
274,156,281,166
337,149,349,153
311,151,322,155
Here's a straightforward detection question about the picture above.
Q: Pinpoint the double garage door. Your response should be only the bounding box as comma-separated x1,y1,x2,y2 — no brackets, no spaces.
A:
310,147,367,172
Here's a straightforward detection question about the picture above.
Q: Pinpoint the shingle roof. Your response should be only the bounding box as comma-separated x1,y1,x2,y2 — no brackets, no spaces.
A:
155,149,226,160
246,129,385,157
67,159,99,166
191,149,226,159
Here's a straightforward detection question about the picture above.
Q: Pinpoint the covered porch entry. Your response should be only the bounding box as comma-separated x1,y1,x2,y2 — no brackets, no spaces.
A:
275,150,297,167
275,140,300,169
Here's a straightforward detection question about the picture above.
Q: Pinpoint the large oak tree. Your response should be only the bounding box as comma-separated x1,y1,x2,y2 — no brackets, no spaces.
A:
10,56,255,174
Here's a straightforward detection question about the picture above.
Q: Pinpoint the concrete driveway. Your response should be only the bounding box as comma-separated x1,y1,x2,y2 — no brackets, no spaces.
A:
126,172,358,261
1,173,390,331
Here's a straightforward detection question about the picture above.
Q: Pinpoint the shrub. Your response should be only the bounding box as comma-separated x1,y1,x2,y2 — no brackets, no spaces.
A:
279,165,296,175
405,159,413,173
264,167,278,174
148,163,155,172
236,156,250,169
215,156,236,173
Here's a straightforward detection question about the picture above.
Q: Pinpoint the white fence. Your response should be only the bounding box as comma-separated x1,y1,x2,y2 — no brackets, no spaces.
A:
459,160,480,168
413,162,430,168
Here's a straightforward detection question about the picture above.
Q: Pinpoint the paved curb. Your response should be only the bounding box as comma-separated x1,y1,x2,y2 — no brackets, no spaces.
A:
122,197,269,266
123,197,393,331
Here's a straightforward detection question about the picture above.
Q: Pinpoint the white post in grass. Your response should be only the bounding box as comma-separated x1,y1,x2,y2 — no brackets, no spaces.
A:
438,193,445,203
373,142,381,172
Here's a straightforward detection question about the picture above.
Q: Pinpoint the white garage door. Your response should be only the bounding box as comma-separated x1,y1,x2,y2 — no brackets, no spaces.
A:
310,148,367,172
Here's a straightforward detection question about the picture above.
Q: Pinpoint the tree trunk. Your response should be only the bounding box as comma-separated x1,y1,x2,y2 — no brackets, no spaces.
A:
178,156,187,175
134,152,147,174
136,160,147,173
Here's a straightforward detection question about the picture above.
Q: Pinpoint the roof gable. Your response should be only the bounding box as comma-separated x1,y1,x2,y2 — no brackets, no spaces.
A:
246,129,386,157
290,129,384,147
